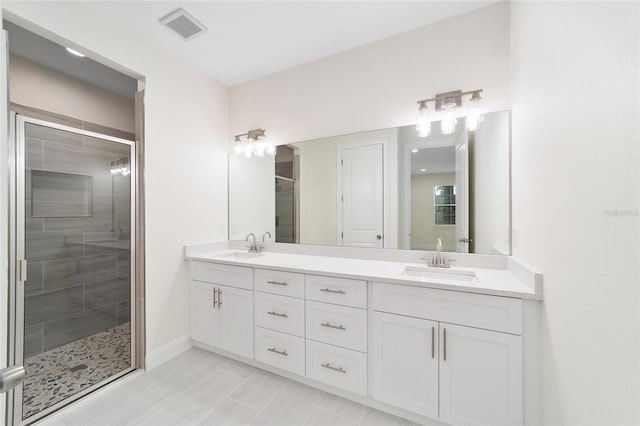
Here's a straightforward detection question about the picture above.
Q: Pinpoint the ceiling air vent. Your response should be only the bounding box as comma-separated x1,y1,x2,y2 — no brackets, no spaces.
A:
159,8,207,41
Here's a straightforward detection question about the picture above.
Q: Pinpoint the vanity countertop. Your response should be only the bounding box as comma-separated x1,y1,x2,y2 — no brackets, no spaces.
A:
185,249,542,300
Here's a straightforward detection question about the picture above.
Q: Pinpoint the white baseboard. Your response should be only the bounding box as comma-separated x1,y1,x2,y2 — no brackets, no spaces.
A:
145,335,193,370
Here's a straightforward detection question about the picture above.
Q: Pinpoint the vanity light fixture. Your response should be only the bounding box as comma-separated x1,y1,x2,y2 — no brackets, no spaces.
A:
232,128,276,159
416,89,484,136
110,157,130,176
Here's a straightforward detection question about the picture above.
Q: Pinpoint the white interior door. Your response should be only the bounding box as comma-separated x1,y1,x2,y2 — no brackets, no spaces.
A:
340,144,384,248
455,132,469,253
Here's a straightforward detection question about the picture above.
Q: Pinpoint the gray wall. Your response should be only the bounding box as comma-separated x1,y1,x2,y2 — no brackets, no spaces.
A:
24,122,131,358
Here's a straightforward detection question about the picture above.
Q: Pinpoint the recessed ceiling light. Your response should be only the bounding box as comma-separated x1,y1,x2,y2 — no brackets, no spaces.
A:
420,168,426,172
411,149,419,153
65,47,85,58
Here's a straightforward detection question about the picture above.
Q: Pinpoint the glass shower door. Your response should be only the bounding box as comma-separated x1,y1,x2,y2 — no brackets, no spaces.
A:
13,115,135,423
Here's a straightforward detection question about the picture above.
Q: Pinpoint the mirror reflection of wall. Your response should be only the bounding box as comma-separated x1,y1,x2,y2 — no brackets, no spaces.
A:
228,110,511,255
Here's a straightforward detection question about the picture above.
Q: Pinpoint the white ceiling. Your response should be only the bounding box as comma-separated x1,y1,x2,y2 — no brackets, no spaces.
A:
87,1,496,87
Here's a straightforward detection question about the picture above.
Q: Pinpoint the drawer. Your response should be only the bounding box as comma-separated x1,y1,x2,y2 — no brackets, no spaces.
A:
306,301,367,352
305,340,367,396
190,261,252,290
372,282,522,335
255,327,305,376
255,292,305,337
255,269,305,298
305,275,367,308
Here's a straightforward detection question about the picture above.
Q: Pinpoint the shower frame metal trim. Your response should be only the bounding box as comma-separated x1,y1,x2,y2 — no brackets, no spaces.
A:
8,114,139,426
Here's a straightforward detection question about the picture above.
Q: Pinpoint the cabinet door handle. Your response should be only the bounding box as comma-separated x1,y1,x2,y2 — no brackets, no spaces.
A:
267,280,288,286
431,326,435,359
443,327,447,361
218,288,222,309
321,363,346,373
267,311,288,318
213,288,217,308
320,288,345,295
268,347,288,356
320,322,346,331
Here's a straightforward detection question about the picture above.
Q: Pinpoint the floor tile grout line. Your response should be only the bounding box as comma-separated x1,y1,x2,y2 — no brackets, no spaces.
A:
242,376,290,425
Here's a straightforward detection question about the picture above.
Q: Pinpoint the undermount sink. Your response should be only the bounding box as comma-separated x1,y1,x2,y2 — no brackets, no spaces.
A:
402,266,478,283
216,251,266,260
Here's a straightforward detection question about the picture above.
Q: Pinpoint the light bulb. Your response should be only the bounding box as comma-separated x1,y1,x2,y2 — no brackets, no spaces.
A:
243,142,253,159
234,143,243,155
416,102,431,138
110,168,118,174
466,92,483,131
255,140,267,157
266,144,276,156
65,47,86,57
441,101,457,135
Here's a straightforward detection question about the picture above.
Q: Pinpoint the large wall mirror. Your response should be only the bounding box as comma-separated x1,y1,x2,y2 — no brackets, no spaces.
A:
229,110,510,255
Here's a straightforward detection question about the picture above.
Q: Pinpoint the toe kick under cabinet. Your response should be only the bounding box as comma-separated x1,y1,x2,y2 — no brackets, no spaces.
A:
189,260,532,426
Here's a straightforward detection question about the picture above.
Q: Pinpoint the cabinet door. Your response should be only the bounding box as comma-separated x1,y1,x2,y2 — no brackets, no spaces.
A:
372,312,438,418
190,281,219,347
439,323,523,426
218,284,254,359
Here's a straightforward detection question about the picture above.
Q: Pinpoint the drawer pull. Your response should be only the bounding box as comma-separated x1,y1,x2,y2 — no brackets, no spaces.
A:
320,322,346,331
267,347,288,356
321,363,346,373
267,311,288,318
320,288,345,295
212,288,217,308
267,280,288,286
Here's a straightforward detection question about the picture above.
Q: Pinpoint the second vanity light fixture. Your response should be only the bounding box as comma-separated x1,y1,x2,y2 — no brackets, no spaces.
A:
416,89,484,137
233,128,276,159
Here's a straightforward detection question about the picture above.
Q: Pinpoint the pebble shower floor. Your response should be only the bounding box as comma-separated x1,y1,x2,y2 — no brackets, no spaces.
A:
22,323,131,419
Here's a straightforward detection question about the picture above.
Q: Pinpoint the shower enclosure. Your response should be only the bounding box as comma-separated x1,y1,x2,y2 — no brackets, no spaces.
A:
8,115,136,424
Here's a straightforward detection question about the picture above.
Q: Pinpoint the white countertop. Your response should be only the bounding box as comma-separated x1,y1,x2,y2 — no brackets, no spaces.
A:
185,249,542,300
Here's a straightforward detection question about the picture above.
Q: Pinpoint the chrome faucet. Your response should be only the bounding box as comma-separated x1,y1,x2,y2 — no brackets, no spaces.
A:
245,233,261,253
262,231,272,242
429,238,450,268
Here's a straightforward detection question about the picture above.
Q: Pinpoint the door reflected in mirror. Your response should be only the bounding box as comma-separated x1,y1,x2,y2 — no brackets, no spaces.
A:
229,110,511,255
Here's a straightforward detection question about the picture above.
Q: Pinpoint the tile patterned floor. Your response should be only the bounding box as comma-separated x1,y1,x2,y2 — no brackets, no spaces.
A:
24,323,131,419
37,347,422,426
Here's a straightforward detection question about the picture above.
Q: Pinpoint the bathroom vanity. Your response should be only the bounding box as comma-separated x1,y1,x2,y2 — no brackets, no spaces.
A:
184,243,542,426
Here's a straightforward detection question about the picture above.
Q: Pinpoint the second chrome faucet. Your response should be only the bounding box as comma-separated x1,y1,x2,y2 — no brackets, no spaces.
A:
245,231,272,253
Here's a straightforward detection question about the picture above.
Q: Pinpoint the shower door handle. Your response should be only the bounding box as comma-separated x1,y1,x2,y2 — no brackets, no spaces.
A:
18,259,27,282
0,366,26,393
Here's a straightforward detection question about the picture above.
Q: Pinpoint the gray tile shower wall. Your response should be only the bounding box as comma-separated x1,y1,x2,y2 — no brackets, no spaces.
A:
23,121,132,359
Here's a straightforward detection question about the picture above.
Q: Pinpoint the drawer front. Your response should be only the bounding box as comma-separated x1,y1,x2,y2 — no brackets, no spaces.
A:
190,261,253,290
305,340,367,396
255,292,305,337
372,282,523,335
306,301,367,352
305,275,367,308
255,327,305,376
255,269,305,298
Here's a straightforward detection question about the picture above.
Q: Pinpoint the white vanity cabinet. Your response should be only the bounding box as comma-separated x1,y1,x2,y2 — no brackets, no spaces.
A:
187,254,539,426
372,282,523,426
189,262,254,359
